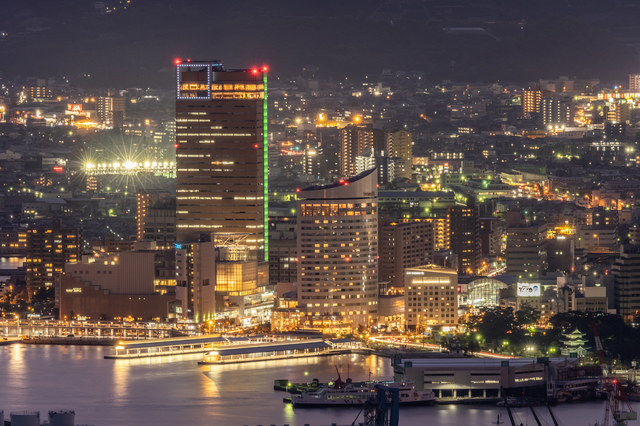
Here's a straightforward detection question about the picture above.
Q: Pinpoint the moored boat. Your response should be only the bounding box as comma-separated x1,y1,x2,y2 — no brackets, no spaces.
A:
289,370,434,408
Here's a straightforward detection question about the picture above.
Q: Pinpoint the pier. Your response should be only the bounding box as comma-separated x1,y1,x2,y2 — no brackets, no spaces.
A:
106,335,290,359
200,338,366,365
0,319,180,339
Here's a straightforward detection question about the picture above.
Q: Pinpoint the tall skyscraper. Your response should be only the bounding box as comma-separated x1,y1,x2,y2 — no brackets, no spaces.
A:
506,212,548,281
297,169,379,327
448,205,481,275
612,245,640,321
175,60,268,262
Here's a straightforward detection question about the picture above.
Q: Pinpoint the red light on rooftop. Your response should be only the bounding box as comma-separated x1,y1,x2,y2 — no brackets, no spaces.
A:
175,59,182,65
187,59,191,62
251,68,259,75
262,66,268,72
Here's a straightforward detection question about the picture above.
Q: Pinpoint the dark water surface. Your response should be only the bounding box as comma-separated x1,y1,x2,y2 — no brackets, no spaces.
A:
0,345,628,426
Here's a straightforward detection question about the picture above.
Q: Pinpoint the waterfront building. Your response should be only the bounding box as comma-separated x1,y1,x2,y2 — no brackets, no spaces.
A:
59,242,176,321
404,265,458,330
175,60,270,323
175,235,216,323
296,168,379,327
394,357,587,398
26,219,81,301
175,60,268,261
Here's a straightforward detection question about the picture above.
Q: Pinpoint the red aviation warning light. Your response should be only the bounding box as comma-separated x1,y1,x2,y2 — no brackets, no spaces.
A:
262,66,268,72
251,68,259,75
175,59,182,65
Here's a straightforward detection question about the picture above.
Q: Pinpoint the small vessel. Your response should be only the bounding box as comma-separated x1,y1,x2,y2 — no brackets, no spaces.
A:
290,367,435,408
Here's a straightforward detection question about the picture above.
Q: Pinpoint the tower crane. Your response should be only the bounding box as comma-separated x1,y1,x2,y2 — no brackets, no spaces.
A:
591,322,637,426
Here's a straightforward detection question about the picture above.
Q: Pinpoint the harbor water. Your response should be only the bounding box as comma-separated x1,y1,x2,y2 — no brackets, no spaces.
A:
0,345,628,426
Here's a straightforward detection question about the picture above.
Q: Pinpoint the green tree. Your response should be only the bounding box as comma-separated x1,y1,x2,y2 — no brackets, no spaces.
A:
515,302,540,328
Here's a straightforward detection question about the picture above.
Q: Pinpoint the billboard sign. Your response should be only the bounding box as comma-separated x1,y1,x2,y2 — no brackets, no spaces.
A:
517,283,541,297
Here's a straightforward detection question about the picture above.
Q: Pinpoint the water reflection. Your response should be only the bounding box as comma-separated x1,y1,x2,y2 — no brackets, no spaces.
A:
0,346,631,426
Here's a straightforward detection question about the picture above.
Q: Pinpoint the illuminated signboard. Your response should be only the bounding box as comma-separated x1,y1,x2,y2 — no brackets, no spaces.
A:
517,283,540,297
53,166,64,173
67,104,83,112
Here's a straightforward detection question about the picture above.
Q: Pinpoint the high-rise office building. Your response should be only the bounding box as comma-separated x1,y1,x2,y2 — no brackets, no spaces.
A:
26,219,81,301
505,212,548,280
448,205,481,275
175,60,268,262
175,236,216,323
612,245,640,321
379,219,434,289
297,169,379,327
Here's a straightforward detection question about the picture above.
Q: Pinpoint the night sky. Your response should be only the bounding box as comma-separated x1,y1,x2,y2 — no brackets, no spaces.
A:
1,0,639,87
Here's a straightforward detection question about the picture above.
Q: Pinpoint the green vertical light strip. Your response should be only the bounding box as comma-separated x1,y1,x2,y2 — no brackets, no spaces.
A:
263,73,269,261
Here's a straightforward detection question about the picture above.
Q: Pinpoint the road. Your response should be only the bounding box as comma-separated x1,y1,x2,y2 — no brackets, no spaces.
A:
369,337,517,359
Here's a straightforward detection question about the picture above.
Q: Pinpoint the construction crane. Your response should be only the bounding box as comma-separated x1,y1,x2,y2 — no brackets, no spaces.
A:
354,384,399,426
591,322,637,426
603,379,637,426
591,321,609,377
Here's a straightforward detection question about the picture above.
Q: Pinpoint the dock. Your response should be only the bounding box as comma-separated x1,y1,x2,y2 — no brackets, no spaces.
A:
104,335,310,359
199,338,367,365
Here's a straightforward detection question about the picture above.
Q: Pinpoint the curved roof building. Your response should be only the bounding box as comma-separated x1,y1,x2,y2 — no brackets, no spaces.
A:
296,169,379,327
